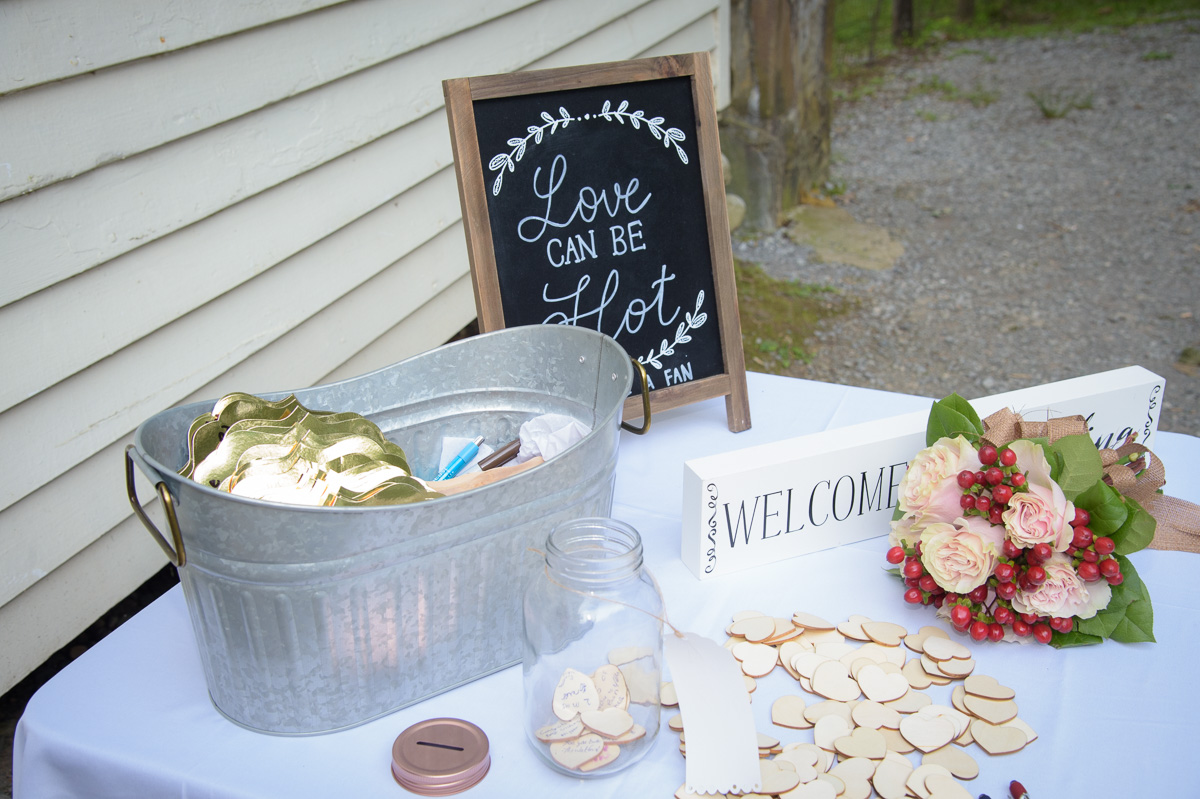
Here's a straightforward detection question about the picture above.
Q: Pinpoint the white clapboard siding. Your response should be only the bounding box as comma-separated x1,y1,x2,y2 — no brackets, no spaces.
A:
0,0,536,201
0,0,729,696
0,110,454,415
0,0,348,94
0,0,646,308
0,166,464,515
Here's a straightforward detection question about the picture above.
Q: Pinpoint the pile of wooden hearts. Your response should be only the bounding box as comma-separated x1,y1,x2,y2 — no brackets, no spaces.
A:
535,653,657,773
668,610,1037,798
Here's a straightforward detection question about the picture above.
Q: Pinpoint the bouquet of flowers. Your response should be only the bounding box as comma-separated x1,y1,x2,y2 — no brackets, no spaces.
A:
886,394,1157,647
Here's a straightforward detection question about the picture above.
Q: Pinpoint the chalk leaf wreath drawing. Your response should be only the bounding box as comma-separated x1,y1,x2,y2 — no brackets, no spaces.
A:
487,100,688,196
641,292,708,370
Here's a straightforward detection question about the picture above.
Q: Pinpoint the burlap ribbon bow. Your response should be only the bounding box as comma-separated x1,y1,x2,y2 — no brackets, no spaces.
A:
981,408,1200,553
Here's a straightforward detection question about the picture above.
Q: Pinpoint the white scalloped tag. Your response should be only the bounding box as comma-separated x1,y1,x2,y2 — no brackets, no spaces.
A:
663,631,761,795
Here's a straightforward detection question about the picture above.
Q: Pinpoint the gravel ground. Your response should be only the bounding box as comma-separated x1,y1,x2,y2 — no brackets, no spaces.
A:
735,21,1200,437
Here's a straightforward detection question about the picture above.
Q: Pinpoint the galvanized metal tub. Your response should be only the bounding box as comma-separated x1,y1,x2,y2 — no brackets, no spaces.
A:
126,325,636,734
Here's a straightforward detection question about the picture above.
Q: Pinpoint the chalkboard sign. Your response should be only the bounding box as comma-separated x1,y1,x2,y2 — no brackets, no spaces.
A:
444,53,751,432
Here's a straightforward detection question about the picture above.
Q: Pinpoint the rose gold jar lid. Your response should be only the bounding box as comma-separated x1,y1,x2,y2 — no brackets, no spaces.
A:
391,718,490,796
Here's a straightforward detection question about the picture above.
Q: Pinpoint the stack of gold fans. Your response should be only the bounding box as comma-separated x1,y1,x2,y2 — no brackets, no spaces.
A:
179,393,440,507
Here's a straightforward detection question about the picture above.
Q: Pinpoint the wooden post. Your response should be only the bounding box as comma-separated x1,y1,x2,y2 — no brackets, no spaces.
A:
719,0,835,231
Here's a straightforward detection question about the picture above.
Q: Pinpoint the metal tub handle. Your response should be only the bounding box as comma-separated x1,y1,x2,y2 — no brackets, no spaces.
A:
620,358,652,435
125,445,187,567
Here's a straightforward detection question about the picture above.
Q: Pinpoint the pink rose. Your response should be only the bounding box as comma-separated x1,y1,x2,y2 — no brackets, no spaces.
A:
889,515,920,550
919,515,1006,593
899,436,982,525
1001,440,1074,551
1011,552,1112,619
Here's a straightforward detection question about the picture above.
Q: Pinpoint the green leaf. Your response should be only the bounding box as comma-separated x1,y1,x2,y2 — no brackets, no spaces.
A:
938,393,983,432
1111,498,1156,555
1077,557,1155,643
1113,556,1151,603
1050,629,1104,648
1109,597,1155,643
1045,435,1105,501
926,395,983,446
1073,481,1127,536
892,505,907,522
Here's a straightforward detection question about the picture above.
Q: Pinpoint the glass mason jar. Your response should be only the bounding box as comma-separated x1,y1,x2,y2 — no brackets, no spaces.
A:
522,517,664,778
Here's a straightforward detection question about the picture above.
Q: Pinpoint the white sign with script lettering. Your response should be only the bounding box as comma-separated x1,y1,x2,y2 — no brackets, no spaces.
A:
681,366,1165,579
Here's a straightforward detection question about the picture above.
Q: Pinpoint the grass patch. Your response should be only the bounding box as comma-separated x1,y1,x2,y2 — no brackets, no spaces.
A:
833,0,1200,80
916,109,942,121
735,260,848,375
1028,87,1095,118
907,75,999,108
1142,50,1175,60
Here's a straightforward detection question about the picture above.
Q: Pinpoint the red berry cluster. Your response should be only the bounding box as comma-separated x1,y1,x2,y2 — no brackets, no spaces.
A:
885,444,1117,645
1064,509,1122,586
955,443,1023,525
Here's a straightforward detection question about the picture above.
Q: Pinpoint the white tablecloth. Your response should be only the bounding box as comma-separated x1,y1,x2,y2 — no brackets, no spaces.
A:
15,374,1200,798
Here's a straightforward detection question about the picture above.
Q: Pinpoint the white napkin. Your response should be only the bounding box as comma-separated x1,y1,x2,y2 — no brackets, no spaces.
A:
514,413,591,464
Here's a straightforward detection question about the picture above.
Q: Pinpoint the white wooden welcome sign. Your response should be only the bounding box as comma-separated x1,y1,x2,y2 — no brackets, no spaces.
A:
681,367,1166,579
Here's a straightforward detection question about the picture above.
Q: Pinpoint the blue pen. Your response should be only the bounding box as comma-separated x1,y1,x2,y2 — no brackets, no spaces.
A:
436,436,484,480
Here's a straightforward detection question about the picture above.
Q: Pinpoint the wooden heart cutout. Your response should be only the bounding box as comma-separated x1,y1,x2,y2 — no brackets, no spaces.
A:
760,759,802,795
609,723,646,744
580,707,634,738
805,699,856,726
904,658,935,690
872,750,915,799
921,637,971,662
907,763,953,799
772,694,813,729
736,641,780,677
792,611,836,630
924,773,973,799
553,667,600,720
813,713,853,752
904,625,950,654
857,663,910,703
786,780,839,799
970,718,1028,754
899,712,956,753
833,726,887,760
591,664,630,710
963,693,1018,724
838,614,873,641
731,614,778,642
550,733,606,769
578,742,622,772
535,716,584,742
862,620,908,647
922,744,979,780
963,673,1016,700
885,689,932,714
852,699,902,730
811,660,862,702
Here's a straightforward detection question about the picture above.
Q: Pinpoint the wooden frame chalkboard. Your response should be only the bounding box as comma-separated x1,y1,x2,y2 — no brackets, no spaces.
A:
443,52,751,433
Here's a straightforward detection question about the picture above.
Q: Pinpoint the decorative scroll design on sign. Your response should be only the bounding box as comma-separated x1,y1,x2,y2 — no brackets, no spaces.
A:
487,101,688,196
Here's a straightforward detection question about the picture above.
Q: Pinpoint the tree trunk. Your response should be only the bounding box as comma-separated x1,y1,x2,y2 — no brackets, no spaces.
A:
719,0,835,232
892,0,914,45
